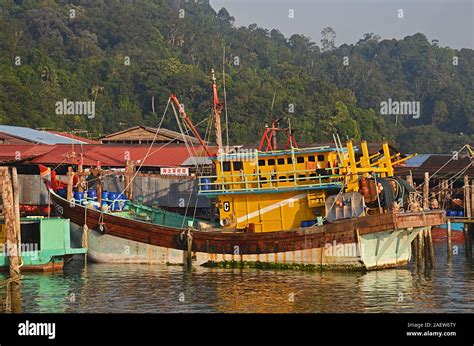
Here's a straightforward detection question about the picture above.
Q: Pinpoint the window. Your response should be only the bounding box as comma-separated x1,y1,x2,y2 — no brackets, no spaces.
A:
233,161,243,171
317,155,325,162
316,169,326,176
297,156,305,164
287,158,293,164
309,173,317,181
223,162,231,172
308,155,315,162
258,159,266,166
279,176,287,182
268,159,275,165
260,177,268,184
288,175,295,182
277,158,285,165
299,174,307,181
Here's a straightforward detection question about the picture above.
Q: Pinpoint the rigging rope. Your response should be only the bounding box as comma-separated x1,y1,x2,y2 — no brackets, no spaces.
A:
108,97,171,207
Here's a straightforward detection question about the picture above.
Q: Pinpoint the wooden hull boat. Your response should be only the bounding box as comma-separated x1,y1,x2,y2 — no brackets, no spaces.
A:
50,189,445,270
0,217,86,272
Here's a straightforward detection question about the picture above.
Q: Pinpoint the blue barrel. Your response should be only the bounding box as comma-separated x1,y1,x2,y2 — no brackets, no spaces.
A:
457,210,464,217
116,194,127,211
446,210,454,216
102,191,109,201
73,191,84,202
108,192,118,210
101,201,109,210
87,189,97,199
200,178,211,191
57,188,66,198
301,220,316,228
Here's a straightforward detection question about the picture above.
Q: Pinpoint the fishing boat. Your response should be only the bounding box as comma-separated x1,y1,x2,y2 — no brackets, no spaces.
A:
431,223,465,243
45,70,445,270
0,217,86,271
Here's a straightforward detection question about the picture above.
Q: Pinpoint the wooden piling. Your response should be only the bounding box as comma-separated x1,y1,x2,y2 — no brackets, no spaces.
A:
447,219,452,260
11,167,21,257
417,232,424,269
427,228,435,267
413,232,419,263
125,160,135,200
464,223,472,258
0,167,20,278
471,180,474,218
97,170,102,205
67,166,74,201
78,161,84,193
423,229,430,268
464,176,471,218
423,172,429,210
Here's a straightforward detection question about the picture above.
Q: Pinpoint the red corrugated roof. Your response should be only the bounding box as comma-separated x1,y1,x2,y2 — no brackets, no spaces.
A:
27,144,218,167
0,145,55,162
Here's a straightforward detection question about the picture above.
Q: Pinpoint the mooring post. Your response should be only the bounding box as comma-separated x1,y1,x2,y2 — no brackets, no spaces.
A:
423,172,429,210
464,223,472,258
67,166,74,201
11,167,21,259
427,227,435,267
423,228,430,268
0,167,21,279
413,230,419,263
97,169,102,204
78,162,84,193
124,160,135,200
464,176,471,218
471,180,474,219
447,219,452,260
417,231,424,269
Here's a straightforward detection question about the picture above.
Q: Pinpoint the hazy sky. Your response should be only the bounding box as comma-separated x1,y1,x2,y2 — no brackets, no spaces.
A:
210,0,473,49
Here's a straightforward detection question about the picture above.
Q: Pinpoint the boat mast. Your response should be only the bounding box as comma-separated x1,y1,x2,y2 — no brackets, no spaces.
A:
211,68,224,153
169,94,212,157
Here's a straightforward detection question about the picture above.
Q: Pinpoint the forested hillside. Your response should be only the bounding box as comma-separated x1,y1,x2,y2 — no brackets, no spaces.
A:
0,0,472,153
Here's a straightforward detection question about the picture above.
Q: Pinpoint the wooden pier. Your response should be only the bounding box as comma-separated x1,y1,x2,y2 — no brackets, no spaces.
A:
414,171,474,263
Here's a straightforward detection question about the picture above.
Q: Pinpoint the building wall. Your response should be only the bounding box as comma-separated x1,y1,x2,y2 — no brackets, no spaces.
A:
102,175,209,208
15,174,209,209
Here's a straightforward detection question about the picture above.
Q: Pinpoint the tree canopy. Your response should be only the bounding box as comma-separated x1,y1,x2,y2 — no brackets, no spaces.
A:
0,0,472,153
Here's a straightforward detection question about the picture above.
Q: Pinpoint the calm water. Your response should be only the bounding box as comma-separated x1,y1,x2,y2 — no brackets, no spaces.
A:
1,243,473,313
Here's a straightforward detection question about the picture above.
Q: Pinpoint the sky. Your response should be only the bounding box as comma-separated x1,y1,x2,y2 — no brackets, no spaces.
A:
209,0,473,49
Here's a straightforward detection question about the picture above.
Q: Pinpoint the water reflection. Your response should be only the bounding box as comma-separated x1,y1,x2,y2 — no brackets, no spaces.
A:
0,243,472,313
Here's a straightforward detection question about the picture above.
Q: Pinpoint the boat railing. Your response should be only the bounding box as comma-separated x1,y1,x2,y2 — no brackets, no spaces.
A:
198,168,345,195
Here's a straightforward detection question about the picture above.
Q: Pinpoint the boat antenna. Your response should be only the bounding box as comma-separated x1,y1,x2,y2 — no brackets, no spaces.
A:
270,90,276,116
287,118,292,148
211,68,224,153
222,46,230,152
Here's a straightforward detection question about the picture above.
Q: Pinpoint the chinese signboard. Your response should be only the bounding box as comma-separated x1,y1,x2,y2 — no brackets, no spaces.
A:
160,167,189,176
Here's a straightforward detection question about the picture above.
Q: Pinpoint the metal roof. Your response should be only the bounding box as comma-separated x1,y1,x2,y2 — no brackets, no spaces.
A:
47,130,99,144
0,125,89,145
403,154,431,167
27,144,218,167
